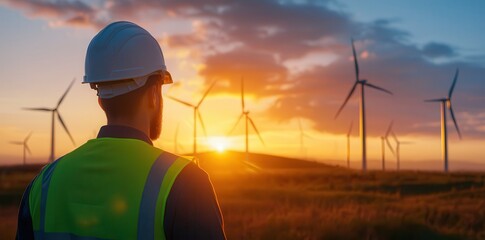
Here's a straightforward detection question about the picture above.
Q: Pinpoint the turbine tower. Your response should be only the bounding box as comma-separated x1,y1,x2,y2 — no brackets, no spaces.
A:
381,121,395,171
24,80,76,162
168,80,217,157
335,39,393,172
424,69,462,172
346,122,353,168
10,132,32,165
228,77,264,161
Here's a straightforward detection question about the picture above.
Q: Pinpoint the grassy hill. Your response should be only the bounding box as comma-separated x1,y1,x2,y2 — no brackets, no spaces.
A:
195,150,341,173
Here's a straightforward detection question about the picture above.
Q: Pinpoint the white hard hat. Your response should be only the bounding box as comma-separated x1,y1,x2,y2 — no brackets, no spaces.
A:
83,21,173,98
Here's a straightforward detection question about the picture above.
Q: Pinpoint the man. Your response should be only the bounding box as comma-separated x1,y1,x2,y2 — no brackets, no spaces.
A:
17,21,226,239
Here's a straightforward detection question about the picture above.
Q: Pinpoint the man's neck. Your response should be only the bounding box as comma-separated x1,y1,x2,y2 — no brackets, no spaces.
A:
107,118,150,139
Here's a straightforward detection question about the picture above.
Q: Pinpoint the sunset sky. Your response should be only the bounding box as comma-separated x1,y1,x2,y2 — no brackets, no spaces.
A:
0,0,484,170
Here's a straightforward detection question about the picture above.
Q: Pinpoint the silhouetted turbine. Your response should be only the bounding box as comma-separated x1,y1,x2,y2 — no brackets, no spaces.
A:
335,39,393,172
9,132,32,165
168,80,217,158
228,77,265,161
298,118,313,159
390,131,413,171
23,79,76,162
381,121,395,171
424,68,462,173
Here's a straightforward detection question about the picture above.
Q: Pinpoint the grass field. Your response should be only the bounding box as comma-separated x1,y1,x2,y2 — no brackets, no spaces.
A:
1,152,485,239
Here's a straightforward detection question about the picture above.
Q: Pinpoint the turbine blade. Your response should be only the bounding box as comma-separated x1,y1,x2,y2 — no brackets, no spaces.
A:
25,144,32,155
9,141,23,145
248,117,265,146
391,131,398,144
228,113,244,135
241,77,245,111
167,96,195,107
198,79,217,107
57,78,75,108
25,132,33,142
448,103,462,139
385,121,394,137
197,110,208,137
424,98,446,102
351,38,359,82
385,137,395,156
298,118,303,132
335,82,358,119
23,107,52,112
57,112,76,145
364,83,393,95
448,68,459,99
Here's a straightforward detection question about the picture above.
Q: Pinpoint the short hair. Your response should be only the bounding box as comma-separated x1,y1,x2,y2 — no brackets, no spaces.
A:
99,74,162,119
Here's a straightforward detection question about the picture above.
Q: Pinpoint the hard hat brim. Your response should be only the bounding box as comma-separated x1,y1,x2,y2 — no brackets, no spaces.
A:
163,71,173,85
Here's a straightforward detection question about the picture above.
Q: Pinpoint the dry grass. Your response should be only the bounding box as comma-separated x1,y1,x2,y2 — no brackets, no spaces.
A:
2,161,485,239
210,169,485,239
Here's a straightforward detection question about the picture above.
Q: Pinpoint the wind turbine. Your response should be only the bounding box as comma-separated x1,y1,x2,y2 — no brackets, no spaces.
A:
381,121,395,171
390,131,413,171
346,122,353,168
424,69,462,173
10,132,32,165
298,118,313,159
167,80,217,156
335,38,393,172
228,77,265,161
24,79,76,162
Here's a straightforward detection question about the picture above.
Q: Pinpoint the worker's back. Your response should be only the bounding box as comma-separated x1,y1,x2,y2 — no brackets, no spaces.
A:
29,137,185,239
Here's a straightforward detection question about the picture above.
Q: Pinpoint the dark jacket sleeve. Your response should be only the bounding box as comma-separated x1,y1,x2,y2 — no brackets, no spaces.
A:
16,180,35,240
164,163,226,240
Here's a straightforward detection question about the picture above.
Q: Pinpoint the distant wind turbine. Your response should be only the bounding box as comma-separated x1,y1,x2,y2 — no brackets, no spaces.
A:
24,79,76,162
424,68,462,173
346,122,353,168
381,121,395,171
335,39,393,172
168,80,217,156
298,118,313,159
10,132,32,165
228,77,265,161
390,131,413,171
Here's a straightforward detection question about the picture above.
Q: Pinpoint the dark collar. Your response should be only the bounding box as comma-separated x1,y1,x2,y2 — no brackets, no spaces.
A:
97,125,153,145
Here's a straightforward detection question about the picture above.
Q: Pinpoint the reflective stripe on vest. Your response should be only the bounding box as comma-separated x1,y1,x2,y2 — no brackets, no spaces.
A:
31,149,189,240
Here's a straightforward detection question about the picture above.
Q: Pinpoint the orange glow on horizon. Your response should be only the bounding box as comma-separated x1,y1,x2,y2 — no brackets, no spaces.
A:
207,136,229,153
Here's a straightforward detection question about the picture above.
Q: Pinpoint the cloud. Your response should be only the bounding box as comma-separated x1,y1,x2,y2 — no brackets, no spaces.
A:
422,42,456,58
199,46,289,96
1,0,105,28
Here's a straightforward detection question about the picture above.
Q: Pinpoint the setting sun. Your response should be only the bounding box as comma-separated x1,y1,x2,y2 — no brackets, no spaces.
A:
207,136,229,153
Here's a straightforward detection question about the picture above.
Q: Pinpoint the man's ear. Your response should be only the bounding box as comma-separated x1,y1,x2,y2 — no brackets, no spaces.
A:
98,97,106,111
